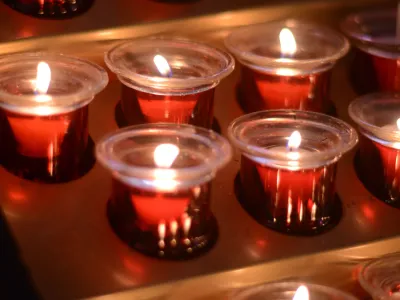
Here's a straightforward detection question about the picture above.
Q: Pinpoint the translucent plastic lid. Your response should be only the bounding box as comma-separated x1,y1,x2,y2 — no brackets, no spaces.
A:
358,253,400,300
341,9,399,59
228,110,358,170
96,123,232,191
231,282,358,300
225,20,349,75
349,93,400,148
0,52,108,115
105,37,235,93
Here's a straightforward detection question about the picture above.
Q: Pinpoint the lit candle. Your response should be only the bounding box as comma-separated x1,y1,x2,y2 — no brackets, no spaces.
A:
7,62,70,158
0,53,108,182
225,20,349,113
229,110,358,234
97,123,231,259
231,282,357,299
342,9,400,94
349,93,400,207
105,37,234,128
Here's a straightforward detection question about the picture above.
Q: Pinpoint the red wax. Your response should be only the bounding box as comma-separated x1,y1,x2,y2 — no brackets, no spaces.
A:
107,179,218,259
0,106,90,183
357,137,400,206
350,48,400,94
239,155,338,234
7,115,70,157
132,194,189,225
238,66,331,113
120,85,214,128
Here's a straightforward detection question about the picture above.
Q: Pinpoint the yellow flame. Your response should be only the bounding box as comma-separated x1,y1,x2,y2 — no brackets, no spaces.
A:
279,28,297,56
153,55,172,77
288,131,302,149
397,118,400,130
35,62,51,94
153,143,180,191
154,143,179,168
293,285,309,300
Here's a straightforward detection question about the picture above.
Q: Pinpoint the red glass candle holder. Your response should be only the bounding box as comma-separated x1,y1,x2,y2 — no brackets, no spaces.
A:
228,110,358,235
96,123,231,259
105,37,234,128
2,0,95,19
349,93,400,208
225,20,349,113
0,53,108,183
342,9,400,94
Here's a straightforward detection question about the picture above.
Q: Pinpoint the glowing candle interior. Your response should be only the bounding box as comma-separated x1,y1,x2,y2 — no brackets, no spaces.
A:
137,55,197,123
131,143,190,224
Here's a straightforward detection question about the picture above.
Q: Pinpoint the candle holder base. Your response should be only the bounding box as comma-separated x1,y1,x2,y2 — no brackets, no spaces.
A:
2,0,95,19
106,197,219,260
0,137,95,184
234,174,342,235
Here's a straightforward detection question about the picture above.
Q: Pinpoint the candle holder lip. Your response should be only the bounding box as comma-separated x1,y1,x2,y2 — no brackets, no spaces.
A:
341,9,399,59
104,36,235,93
0,52,109,115
228,109,358,170
96,123,232,190
349,93,400,147
225,19,350,75
231,281,358,300
358,253,400,300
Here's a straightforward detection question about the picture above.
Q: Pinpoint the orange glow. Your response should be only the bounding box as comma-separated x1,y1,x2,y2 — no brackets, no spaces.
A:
8,190,26,203
361,204,375,221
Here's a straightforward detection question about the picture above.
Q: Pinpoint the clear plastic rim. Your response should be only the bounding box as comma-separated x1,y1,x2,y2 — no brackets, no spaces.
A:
348,93,400,147
0,52,109,114
104,36,235,90
231,281,358,300
225,19,350,73
358,253,400,300
96,123,232,188
228,109,358,169
341,9,398,59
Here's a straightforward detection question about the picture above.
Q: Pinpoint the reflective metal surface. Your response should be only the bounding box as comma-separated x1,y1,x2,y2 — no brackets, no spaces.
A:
0,1,398,299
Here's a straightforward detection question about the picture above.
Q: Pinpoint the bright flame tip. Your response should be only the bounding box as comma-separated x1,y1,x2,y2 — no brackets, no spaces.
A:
35,61,51,95
293,285,309,300
153,55,172,77
288,130,302,150
279,28,297,56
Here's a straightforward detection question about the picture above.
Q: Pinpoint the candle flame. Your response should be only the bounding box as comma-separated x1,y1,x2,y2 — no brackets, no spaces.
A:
288,131,302,150
153,143,180,191
397,118,400,130
153,55,172,77
154,143,180,168
35,62,51,94
293,285,309,300
279,28,297,56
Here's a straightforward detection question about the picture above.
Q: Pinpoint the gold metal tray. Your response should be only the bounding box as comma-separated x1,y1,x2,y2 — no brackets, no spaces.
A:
0,0,398,299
